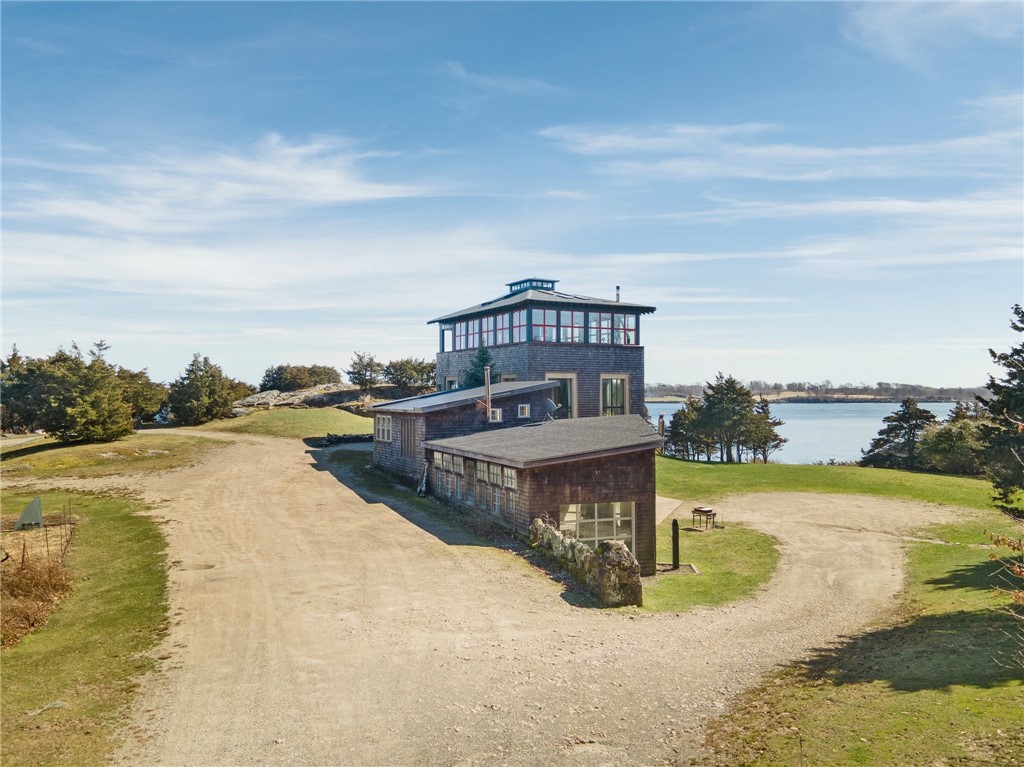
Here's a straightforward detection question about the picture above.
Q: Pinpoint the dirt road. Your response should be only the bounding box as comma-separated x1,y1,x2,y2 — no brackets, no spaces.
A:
93,431,963,767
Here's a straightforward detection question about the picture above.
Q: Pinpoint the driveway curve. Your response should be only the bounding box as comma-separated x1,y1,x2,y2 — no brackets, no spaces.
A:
98,431,963,767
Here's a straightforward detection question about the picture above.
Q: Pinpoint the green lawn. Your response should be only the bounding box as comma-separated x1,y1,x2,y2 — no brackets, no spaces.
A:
196,406,372,439
656,455,994,511
642,523,780,612
0,490,167,767
0,433,224,479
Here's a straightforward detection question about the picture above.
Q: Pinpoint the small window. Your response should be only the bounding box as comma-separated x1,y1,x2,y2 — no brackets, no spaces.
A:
441,453,452,471
432,451,442,467
502,467,516,489
517,404,530,419
453,456,464,475
477,461,488,482
489,464,502,485
445,376,458,390
375,415,392,442
489,408,503,423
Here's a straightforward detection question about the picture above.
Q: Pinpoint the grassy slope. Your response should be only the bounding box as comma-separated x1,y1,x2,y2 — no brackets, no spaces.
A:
656,455,994,510
0,490,167,767
656,455,1024,765
1,433,223,479
196,407,372,439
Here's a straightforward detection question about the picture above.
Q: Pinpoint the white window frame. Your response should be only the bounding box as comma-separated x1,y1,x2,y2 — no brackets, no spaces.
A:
445,376,458,390
544,372,578,419
517,403,531,419
558,501,636,554
600,374,630,416
375,414,392,442
489,408,503,423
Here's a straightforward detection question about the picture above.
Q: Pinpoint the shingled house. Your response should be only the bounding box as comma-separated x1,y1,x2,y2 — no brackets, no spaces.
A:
372,380,558,481
429,278,656,419
423,415,662,576
372,278,661,575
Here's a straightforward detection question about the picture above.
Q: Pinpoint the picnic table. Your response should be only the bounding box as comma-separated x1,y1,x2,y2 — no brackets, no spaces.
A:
691,506,717,530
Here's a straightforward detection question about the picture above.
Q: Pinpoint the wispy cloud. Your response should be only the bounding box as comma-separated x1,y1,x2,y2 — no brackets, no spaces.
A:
541,120,1020,182
440,61,561,97
842,2,1023,68
3,133,435,236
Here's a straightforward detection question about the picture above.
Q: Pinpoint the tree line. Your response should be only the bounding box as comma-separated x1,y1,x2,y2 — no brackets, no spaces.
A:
647,380,985,402
663,373,788,463
1,346,439,442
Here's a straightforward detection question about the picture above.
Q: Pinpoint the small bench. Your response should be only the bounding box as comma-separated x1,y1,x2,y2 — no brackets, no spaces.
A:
692,506,716,530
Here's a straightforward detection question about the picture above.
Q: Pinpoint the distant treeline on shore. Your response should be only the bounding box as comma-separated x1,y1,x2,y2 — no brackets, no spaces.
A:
645,380,986,403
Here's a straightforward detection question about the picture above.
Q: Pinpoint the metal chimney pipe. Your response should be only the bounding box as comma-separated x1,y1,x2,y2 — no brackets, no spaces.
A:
616,285,621,302
484,366,491,415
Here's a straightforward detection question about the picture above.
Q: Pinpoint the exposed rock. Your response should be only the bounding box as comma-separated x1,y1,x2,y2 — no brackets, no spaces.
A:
229,407,250,418
529,517,641,607
586,540,643,607
235,390,281,407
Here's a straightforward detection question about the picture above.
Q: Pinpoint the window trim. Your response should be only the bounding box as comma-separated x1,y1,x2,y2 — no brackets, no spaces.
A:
517,403,531,419
375,414,393,442
600,374,630,416
544,372,578,419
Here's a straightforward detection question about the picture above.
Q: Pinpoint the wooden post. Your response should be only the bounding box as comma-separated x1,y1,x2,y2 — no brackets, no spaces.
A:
671,518,680,570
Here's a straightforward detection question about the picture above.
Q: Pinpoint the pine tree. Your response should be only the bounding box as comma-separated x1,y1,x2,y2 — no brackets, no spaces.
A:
978,304,1024,515
860,398,937,470
168,354,235,426
462,348,499,388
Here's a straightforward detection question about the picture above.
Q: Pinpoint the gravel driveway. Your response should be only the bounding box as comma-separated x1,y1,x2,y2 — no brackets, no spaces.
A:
99,431,962,767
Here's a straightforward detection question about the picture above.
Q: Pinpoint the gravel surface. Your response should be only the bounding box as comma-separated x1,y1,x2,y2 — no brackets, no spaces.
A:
33,430,964,767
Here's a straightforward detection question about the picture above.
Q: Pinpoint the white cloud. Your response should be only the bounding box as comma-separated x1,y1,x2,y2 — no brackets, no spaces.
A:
3,133,434,236
843,2,1023,68
541,121,1020,182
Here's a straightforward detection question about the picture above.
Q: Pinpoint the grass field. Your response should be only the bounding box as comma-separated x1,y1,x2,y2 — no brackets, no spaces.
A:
643,523,780,612
658,456,1024,765
0,490,167,767
656,455,995,511
0,433,224,479
196,406,372,439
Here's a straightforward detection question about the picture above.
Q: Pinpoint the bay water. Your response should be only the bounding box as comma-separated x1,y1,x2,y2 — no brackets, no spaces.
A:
645,400,957,465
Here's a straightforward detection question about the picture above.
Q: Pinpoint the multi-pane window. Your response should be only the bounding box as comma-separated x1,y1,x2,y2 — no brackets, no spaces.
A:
559,310,585,343
495,313,510,345
441,453,452,472
481,316,495,347
492,486,502,514
453,456,464,475
531,308,558,342
433,451,443,467
558,501,635,553
476,461,488,482
588,313,638,345
601,376,627,416
489,463,502,486
614,314,638,345
511,310,528,343
502,467,516,489
454,319,481,350
375,415,392,442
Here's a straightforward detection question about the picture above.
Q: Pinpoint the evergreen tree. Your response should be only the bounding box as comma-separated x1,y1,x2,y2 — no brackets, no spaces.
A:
383,357,436,392
462,348,499,388
978,304,1024,515
116,367,168,422
259,364,341,392
168,354,235,426
345,352,384,392
860,398,937,470
702,373,755,463
748,397,788,463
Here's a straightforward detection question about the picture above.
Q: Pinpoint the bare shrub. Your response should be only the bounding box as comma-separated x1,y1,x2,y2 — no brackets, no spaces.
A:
1,549,73,648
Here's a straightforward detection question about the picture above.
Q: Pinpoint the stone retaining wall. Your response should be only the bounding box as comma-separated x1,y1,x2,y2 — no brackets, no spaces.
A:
529,518,642,607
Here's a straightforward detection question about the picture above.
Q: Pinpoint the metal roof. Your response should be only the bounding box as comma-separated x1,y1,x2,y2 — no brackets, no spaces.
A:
371,380,558,414
428,288,656,325
422,414,663,468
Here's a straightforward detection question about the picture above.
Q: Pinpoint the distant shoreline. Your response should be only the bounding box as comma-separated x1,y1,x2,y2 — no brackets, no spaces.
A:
645,394,970,404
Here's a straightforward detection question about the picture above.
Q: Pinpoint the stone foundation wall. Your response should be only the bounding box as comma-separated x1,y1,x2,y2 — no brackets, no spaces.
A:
529,518,642,607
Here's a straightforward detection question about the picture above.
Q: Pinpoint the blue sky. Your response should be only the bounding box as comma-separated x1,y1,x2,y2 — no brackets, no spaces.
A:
3,2,1021,388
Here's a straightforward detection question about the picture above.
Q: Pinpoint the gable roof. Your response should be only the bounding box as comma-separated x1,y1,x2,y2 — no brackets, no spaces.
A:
428,287,656,325
422,414,663,468
371,379,558,414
